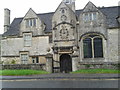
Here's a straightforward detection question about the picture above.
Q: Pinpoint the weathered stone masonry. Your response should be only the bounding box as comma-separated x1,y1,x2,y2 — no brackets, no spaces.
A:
1,0,120,73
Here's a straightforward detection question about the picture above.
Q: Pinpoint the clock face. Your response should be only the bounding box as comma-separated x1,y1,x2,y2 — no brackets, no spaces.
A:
60,25,69,39
61,15,67,22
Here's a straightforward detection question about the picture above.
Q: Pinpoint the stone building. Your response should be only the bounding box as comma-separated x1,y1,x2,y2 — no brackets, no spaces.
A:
0,34,2,61
1,0,120,73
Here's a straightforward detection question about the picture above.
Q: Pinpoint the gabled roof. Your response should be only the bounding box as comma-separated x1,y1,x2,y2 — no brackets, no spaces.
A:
24,8,38,19
52,1,76,19
82,1,99,12
3,6,120,36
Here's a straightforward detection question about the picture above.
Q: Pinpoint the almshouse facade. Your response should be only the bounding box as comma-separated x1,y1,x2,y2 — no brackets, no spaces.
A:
1,0,120,73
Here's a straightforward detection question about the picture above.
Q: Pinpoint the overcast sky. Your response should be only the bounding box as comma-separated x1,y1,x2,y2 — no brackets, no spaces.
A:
0,0,119,34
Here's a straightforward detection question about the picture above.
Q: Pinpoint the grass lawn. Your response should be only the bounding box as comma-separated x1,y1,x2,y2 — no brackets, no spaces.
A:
0,69,50,76
0,69,120,76
71,69,120,74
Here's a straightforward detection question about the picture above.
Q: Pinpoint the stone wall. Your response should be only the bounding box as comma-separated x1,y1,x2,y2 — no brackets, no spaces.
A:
2,56,47,65
78,62,119,70
108,29,119,62
1,64,46,70
118,28,120,63
0,34,2,61
1,57,20,64
1,36,49,57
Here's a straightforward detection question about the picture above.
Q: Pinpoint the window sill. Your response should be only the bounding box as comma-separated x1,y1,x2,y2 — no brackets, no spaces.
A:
83,58,105,60
80,58,106,64
26,26,36,29
24,46,31,47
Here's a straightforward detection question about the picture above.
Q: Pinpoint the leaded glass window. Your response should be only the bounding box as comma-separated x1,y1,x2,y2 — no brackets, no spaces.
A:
94,38,103,58
83,35,103,58
93,12,97,20
32,57,39,64
83,38,92,58
26,18,36,28
24,34,32,47
21,54,28,64
83,12,97,22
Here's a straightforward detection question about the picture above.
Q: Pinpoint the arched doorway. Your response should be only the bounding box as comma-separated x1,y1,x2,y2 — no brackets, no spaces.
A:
60,54,72,73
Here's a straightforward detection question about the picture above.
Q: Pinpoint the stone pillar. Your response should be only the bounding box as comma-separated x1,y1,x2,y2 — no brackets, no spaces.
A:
53,54,60,73
72,46,79,71
72,55,78,71
46,53,53,73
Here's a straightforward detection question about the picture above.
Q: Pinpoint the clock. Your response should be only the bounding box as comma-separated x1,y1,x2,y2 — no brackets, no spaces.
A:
61,15,67,22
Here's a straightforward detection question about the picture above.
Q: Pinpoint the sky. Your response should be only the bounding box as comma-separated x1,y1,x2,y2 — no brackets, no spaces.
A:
0,0,119,34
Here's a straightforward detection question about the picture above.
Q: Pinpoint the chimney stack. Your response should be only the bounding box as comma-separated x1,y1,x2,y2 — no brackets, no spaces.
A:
4,8,10,33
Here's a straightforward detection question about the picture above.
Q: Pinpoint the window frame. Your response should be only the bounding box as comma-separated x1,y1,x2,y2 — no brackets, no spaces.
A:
25,18,37,28
32,57,39,64
93,37,103,58
23,33,32,47
83,12,97,22
83,38,92,58
20,53,29,64
82,34,104,59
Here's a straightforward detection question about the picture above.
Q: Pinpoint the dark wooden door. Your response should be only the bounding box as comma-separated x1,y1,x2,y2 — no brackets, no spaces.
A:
60,54,72,73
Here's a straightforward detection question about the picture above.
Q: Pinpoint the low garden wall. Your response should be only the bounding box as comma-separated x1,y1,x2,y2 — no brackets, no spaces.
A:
78,62,120,70
0,64,46,70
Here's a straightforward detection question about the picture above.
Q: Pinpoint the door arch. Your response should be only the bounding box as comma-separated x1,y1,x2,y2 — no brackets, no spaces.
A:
60,54,72,73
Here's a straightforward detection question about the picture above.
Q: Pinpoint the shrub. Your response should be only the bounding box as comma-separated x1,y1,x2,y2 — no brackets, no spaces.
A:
85,64,91,69
11,60,16,64
0,61,4,64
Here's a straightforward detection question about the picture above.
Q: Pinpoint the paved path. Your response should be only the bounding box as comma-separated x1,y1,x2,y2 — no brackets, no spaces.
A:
0,73,119,80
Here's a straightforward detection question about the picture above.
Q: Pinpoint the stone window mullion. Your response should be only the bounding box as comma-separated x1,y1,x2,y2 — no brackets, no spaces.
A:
91,38,94,58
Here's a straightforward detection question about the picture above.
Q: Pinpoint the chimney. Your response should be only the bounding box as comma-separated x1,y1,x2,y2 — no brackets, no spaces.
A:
4,8,10,33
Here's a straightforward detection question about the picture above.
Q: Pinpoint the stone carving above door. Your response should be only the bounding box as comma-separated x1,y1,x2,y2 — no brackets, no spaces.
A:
60,25,69,40
61,15,67,22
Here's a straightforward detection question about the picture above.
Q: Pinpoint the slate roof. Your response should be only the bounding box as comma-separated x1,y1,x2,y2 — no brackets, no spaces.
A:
3,18,23,36
3,6,120,36
118,6,120,16
37,12,54,32
100,6,119,28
